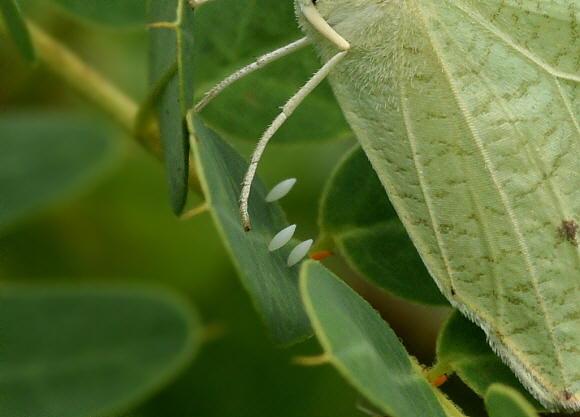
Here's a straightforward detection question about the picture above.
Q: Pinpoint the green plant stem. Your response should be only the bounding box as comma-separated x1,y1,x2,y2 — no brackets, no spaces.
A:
11,21,202,195
410,358,465,417
28,21,138,134
425,356,454,384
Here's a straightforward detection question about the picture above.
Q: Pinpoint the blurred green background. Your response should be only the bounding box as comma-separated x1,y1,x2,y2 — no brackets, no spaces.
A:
0,1,461,415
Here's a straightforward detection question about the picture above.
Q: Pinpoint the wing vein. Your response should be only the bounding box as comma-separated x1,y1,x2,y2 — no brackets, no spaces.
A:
419,0,569,391
399,82,456,296
452,1,580,84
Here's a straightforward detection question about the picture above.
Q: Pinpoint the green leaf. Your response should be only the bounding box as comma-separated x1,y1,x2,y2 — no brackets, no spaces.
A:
188,113,312,345
148,0,195,215
320,146,448,305
436,310,543,411
0,113,117,232
0,285,200,417
193,0,350,144
485,383,540,417
0,0,35,63
48,0,146,26
299,260,447,417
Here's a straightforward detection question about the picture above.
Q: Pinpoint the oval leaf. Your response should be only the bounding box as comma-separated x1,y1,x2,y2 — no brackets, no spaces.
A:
485,383,540,417
147,0,195,215
320,146,448,305
188,113,312,345
0,285,200,417
299,260,447,417
0,113,116,231
436,310,543,411
193,0,350,144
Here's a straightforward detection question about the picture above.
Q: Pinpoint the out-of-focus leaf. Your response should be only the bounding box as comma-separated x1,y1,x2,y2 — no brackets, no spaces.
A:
148,0,194,215
188,113,312,345
0,285,200,417
436,310,543,411
193,0,350,144
319,146,448,305
0,113,117,231
0,0,35,63
48,0,146,26
485,384,540,417
299,260,447,417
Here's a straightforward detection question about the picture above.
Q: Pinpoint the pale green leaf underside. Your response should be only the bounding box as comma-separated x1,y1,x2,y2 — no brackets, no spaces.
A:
299,0,580,410
299,260,447,417
188,113,312,345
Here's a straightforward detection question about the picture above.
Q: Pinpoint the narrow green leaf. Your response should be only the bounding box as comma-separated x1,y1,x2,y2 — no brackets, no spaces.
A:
299,260,447,417
0,113,117,231
193,0,350,144
0,285,200,417
436,310,543,411
320,146,448,305
0,0,35,63
148,0,194,215
48,0,146,26
485,384,540,417
188,113,312,345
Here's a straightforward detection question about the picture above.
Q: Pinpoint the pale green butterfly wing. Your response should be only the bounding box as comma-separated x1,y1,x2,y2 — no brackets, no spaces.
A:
296,0,580,410
423,1,580,410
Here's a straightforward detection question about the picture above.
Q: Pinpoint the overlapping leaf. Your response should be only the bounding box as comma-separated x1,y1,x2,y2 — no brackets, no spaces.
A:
192,0,349,144
436,310,543,411
148,0,194,215
188,113,312,345
485,384,540,417
300,260,449,416
319,146,448,305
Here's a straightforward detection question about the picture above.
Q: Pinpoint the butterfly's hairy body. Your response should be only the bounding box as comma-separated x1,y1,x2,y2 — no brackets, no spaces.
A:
296,0,580,410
